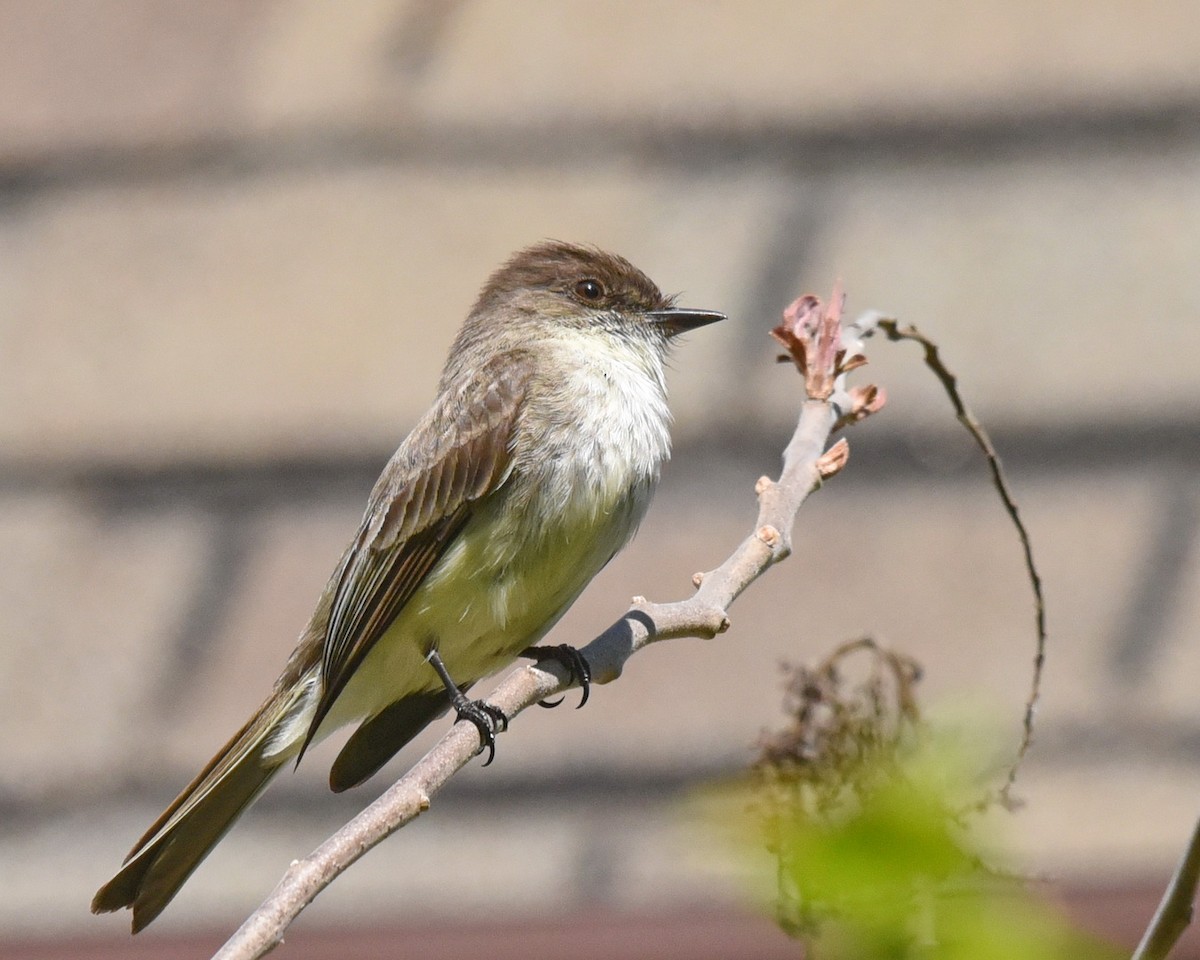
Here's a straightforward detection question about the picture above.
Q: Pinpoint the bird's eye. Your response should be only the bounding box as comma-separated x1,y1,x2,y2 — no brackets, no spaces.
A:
574,278,605,302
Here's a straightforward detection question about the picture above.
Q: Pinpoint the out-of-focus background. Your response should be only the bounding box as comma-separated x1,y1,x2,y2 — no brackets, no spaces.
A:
3,2,1200,957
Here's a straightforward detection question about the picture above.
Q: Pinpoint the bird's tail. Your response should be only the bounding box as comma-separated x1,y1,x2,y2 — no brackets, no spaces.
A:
91,679,314,932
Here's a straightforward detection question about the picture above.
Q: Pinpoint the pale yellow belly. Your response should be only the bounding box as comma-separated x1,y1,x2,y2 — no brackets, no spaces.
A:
318,479,649,735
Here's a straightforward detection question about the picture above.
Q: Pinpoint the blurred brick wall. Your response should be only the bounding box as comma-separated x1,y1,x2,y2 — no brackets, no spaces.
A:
3,2,1200,956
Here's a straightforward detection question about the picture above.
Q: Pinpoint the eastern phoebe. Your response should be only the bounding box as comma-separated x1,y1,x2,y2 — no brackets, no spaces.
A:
91,241,724,931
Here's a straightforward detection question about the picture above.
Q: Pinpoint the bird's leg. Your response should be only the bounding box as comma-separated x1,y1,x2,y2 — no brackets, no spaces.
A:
521,644,592,709
425,649,507,766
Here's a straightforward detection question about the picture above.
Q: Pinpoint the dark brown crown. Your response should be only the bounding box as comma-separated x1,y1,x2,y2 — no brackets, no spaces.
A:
470,241,671,317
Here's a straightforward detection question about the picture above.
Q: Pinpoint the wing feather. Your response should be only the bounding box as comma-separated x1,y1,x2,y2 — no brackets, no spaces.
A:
299,351,535,755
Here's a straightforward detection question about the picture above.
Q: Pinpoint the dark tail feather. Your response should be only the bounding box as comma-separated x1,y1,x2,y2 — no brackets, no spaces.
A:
329,688,452,792
92,693,298,932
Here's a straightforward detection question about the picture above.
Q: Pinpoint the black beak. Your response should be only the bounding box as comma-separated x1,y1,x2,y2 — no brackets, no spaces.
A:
646,308,726,336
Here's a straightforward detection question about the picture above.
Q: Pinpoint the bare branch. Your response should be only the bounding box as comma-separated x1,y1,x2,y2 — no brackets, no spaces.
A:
1133,814,1200,960
214,287,882,960
873,318,1047,810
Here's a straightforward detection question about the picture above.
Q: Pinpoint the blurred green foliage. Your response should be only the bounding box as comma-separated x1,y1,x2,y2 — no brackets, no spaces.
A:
720,638,1123,959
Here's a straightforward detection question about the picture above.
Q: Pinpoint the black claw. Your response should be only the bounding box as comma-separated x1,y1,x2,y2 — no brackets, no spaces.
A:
426,647,508,765
522,644,592,709
454,699,508,766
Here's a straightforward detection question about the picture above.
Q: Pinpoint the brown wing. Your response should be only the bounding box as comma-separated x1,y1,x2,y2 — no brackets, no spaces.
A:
298,351,535,757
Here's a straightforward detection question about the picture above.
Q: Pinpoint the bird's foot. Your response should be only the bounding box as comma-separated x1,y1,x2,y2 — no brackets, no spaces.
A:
425,647,507,765
452,696,508,766
522,644,592,709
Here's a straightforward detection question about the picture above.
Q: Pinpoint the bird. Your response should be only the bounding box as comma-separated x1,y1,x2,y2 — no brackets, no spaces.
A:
91,240,725,931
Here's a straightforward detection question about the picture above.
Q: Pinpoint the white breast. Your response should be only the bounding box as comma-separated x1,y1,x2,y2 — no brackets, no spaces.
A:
525,332,672,520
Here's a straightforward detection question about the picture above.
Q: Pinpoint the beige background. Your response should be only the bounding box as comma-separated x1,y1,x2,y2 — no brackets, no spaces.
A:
2,1,1199,955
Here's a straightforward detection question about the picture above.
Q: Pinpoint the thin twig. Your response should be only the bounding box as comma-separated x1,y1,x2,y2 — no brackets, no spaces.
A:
874,319,1046,808
213,288,881,960
1133,815,1200,960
